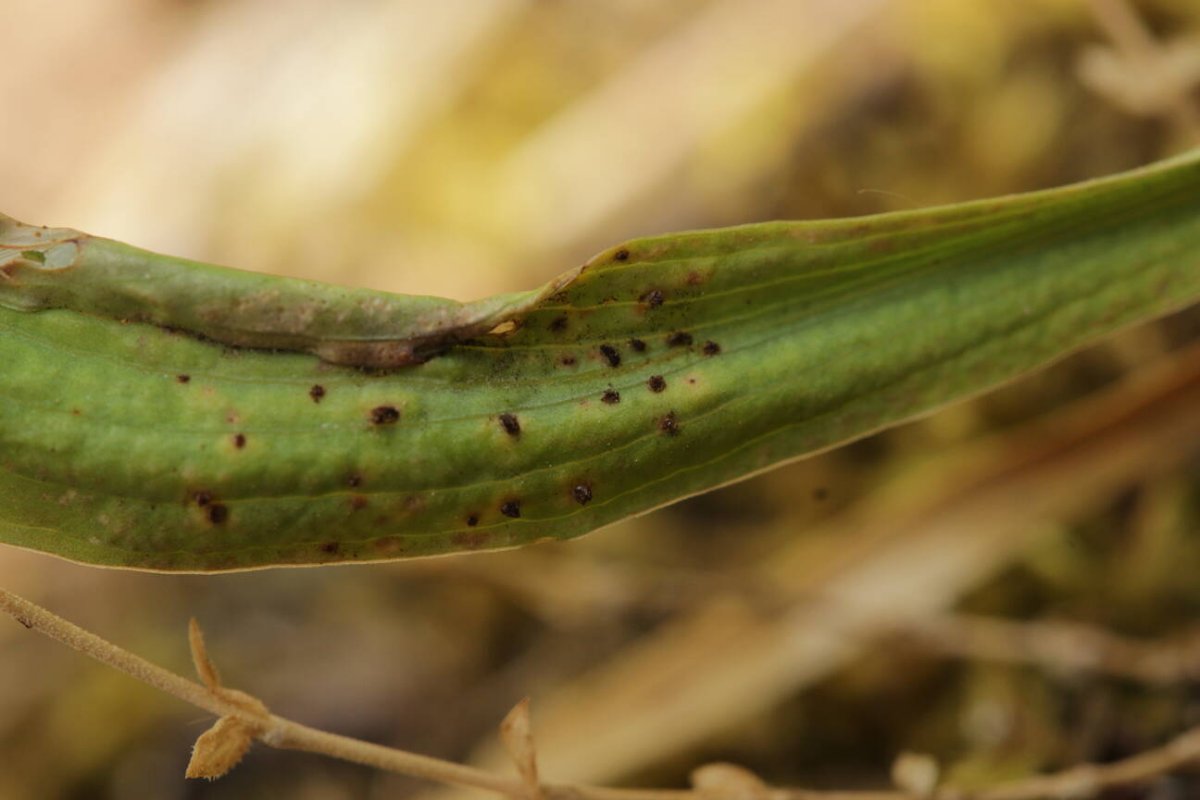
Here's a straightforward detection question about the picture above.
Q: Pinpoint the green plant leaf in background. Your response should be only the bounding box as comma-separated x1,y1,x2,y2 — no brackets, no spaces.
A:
1,150,1197,571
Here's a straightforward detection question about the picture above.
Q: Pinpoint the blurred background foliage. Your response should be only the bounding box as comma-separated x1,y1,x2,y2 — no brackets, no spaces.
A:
2,1,1199,798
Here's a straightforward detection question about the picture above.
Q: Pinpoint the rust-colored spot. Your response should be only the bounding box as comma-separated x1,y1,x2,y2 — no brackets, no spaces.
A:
233,433,246,449
601,388,620,405
629,338,647,352
647,375,666,393
309,384,326,403
658,411,679,436
686,271,707,285
614,248,630,262
599,344,621,367
466,513,480,527
350,495,368,511
572,483,593,505
370,405,400,425
373,536,406,556
640,289,664,308
207,504,229,525
500,500,521,518
560,355,577,366
319,541,340,555
499,413,521,437
71,408,81,416
549,315,568,332
666,331,693,347
176,374,191,384
702,340,721,356
452,530,490,550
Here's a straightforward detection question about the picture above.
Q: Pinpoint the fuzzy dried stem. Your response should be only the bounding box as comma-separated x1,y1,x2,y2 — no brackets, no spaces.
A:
5,585,1200,800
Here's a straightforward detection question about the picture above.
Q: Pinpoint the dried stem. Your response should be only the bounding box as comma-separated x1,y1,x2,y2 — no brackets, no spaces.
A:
4,585,1200,799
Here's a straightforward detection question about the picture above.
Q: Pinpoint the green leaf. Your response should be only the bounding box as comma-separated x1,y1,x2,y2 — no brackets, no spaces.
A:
1,151,1197,571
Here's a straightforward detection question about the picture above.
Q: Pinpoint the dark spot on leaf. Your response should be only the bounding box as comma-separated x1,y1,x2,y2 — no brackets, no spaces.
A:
499,413,521,436
599,344,621,367
629,338,647,352
560,355,577,366
207,504,229,525
319,542,340,555
370,405,400,425
549,315,568,332
176,374,191,384
640,289,664,308
500,500,521,519
572,483,593,505
601,388,620,405
647,375,666,393
309,384,326,403
703,340,721,356
813,487,828,501
614,248,630,262
71,408,81,416
466,513,480,527
666,331,693,347
233,433,246,449
193,491,214,507
350,495,368,511
347,473,363,488
658,411,679,436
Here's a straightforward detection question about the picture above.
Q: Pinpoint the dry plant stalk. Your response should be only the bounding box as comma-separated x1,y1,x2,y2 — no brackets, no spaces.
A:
4,586,1200,799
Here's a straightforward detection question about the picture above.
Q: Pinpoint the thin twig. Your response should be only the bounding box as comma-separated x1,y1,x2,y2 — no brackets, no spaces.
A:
892,612,1200,684
4,586,1200,799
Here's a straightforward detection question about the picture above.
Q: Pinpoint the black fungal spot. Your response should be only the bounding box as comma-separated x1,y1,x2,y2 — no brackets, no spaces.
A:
614,248,630,262
601,388,621,405
207,504,229,525
233,434,246,449
640,289,665,308
666,331,693,347
629,338,647,352
813,487,829,502
500,501,521,519
499,413,521,436
549,315,569,332
347,473,363,488
319,542,340,555
647,375,666,393
572,483,593,505
560,355,577,366
703,340,721,356
466,514,480,527
599,344,621,367
176,374,191,384
658,411,679,436
309,384,326,403
370,405,400,425
193,491,214,507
